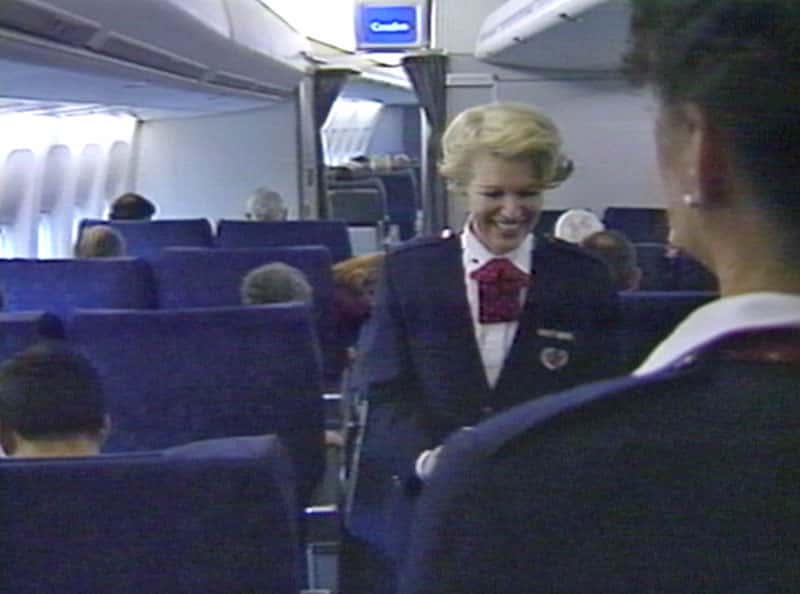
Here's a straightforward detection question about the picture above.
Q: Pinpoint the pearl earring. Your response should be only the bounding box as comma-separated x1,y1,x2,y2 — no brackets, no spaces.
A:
683,193,700,207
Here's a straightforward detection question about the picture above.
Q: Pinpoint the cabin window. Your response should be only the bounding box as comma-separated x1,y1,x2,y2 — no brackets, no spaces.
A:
323,98,383,165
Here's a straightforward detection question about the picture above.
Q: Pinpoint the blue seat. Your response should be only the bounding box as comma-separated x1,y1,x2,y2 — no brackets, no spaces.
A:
634,242,674,290
0,311,64,362
0,435,300,594
603,207,669,243
67,305,325,505
0,258,156,317
618,291,717,369
674,253,718,291
151,246,343,385
534,210,566,236
79,218,214,258
216,220,353,263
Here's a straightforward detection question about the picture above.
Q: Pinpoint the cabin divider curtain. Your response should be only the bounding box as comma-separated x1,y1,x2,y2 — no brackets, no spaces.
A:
402,53,448,234
312,69,353,219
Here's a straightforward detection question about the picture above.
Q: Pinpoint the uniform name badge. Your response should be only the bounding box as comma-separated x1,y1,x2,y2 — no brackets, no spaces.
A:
536,328,573,371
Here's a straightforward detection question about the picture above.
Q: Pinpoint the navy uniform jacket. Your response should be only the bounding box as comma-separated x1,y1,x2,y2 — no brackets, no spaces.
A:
398,327,800,594
347,233,619,559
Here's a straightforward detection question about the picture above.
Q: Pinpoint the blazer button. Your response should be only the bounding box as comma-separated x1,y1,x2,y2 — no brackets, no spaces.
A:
481,406,495,416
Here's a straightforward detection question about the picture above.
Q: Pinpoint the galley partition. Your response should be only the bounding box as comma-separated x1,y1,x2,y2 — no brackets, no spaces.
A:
79,218,214,258
0,435,300,594
67,304,325,505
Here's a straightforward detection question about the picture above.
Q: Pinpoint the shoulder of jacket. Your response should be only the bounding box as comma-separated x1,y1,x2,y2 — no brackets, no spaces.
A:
538,234,603,265
389,232,458,256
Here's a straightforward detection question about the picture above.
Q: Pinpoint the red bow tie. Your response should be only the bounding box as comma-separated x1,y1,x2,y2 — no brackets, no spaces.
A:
470,258,532,323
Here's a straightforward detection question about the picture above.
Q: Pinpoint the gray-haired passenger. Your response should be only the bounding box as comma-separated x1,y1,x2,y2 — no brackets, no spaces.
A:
245,187,287,221
241,262,313,305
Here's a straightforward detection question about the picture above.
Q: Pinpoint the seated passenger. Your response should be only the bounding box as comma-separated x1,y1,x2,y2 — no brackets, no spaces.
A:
332,252,386,348
240,262,313,305
74,225,127,258
553,208,605,243
581,229,641,291
399,2,800,593
109,192,156,220
244,187,287,221
0,342,110,458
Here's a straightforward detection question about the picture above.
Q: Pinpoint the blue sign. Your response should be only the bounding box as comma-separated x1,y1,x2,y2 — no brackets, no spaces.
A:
357,5,420,48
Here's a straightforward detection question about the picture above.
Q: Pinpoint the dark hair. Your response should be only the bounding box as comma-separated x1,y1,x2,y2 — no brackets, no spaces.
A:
581,230,639,292
109,192,156,220
0,342,107,438
625,0,800,227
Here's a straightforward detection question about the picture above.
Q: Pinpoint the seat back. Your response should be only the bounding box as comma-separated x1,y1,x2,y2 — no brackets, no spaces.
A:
603,207,669,243
0,258,155,317
0,311,64,363
216,220,353,263
618,291,717,369
534,210,566,236
634,242,674,291
67,305,325,504
0,435,300,594
79,218,214,258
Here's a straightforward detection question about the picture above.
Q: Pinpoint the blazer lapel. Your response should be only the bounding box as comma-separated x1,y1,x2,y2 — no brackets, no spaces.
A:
434,238,491,394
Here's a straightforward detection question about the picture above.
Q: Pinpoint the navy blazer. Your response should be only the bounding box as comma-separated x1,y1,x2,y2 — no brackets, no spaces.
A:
399,328,800,594
347,233,619,561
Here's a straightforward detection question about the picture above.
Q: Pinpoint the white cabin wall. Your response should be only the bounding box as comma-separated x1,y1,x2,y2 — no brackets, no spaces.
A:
433,1,663,228
132,100,300,222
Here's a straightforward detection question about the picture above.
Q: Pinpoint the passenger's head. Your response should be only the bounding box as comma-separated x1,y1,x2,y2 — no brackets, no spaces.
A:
0,342,109,458
109,192,156,220
245,187,287,221
74,225,126,258
581,230,642,292
440,103,573,255
240,262,313,305
332,252,386,305
625,0,800,270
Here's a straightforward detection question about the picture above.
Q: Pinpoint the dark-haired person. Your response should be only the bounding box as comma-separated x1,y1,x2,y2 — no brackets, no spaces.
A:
342,103,619,594
0,342,109,458
581,229,642,291
109,192,156,220
399,2,800,593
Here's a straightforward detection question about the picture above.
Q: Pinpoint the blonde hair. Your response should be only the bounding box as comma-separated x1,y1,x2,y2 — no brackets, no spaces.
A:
74,225,126,258
439,103,573,195
332,252,385,294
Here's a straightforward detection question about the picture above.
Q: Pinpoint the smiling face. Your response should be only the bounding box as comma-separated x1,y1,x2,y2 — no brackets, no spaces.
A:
466,153,544,254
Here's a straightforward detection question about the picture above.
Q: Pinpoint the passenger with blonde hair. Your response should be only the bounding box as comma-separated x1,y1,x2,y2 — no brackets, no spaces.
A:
342,103,619,594
74,225,126,258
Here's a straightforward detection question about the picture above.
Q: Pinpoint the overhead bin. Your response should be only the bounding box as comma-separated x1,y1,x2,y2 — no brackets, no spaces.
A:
475,0,631,72
0,0,310,107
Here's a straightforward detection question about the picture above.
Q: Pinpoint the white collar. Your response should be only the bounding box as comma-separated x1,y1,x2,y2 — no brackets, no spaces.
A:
461,219,534,274
634,292,800,376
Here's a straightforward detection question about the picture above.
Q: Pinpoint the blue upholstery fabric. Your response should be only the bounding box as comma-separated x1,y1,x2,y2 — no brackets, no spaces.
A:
0,435,300,594
0,258,156,317
151,246,343,384
216,220,353,263
674,252,718,291
67,305,325,504
634,242,674,290
0,312,64,362
79,218,214,258
617,291,717,369
603,207,669,243
533,210,566,236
